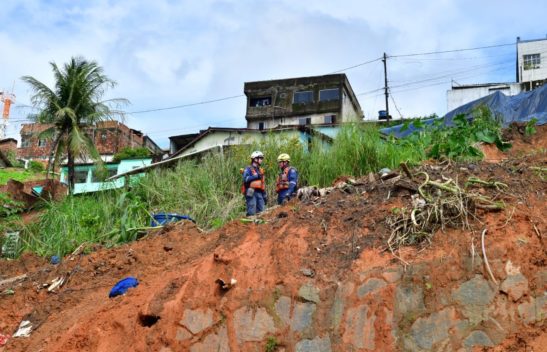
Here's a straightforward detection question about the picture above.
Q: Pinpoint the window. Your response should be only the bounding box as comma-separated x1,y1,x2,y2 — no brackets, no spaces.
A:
91,168,117,182
21,139,30,148
250,97,272,107
74,170,89,184
293,91,314,104
523,54,541,70
319,88,340,102
324,115,336,124
101,131,107,141
258,122,265,130
38,139,47,147
299,117,311,125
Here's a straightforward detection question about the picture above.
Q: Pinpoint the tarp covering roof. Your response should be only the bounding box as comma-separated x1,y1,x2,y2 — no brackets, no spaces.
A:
381,84,547,138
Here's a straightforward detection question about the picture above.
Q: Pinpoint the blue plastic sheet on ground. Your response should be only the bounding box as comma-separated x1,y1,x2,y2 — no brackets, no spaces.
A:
32,186,43,196
109,277,139,298
381,84,547,138
150,213,195,227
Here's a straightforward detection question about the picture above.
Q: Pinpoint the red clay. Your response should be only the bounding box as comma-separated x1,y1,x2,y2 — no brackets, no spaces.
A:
0,125,545,351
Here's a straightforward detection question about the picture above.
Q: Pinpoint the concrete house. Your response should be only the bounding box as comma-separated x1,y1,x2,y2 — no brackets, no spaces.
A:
447,36,547,112
244,73,363,130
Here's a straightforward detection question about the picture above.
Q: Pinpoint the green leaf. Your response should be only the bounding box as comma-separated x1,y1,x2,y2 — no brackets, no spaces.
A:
475,130,496,144
494,137,512,152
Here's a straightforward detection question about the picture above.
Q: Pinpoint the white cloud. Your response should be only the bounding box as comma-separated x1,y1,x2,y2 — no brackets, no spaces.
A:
1,0,546,146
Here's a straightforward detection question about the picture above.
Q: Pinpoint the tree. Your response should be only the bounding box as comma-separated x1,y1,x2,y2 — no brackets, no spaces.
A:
22,57,128,193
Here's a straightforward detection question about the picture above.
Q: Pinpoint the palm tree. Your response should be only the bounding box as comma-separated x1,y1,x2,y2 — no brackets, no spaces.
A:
22,57,128,193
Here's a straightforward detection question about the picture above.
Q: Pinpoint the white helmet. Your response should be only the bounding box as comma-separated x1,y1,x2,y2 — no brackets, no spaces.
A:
251,151,264,159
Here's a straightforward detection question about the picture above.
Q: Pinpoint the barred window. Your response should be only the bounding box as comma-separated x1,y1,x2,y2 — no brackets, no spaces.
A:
523,54,541,70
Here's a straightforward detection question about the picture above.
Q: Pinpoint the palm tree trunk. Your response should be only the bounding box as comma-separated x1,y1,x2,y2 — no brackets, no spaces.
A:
67,149,75,195
46,133,62,179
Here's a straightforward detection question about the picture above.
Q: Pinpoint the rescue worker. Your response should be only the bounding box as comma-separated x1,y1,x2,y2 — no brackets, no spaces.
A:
242,151,267,216
276,153,298,204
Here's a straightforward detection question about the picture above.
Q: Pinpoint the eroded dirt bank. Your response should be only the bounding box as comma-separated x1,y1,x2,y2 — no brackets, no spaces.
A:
0,127,545,352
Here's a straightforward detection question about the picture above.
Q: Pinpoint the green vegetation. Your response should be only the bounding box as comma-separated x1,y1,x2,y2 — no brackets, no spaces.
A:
0,193,24,218
0,168,43,185
265,336,279,352
525,118,538,136
112,147,152,163
403,106,511,161
28,160,45,173
22,56,127,193
5,150,23,167
15,111,512,257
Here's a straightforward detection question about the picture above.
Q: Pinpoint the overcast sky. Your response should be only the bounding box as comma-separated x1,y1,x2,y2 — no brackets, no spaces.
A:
1,0,545,147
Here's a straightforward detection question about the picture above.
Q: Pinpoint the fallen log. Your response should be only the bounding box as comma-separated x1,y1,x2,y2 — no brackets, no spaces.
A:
0,274,27,288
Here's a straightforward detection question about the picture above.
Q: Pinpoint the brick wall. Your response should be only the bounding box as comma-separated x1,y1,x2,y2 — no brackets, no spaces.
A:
0,138,17,154
17,121,149,161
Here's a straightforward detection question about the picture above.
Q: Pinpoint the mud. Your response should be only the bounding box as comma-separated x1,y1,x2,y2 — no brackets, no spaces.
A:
0,126,545,352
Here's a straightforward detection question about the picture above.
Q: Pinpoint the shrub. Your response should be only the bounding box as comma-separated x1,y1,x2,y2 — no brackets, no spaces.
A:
29,160,45,173
113,147,151,163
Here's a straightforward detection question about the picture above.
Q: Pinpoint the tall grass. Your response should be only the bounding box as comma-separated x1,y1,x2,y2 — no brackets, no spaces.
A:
19,123,425,256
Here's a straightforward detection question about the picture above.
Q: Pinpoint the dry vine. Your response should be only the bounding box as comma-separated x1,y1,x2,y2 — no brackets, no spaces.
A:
387,170,505,256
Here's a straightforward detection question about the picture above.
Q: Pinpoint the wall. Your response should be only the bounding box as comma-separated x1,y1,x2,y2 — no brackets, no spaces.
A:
176,128,339,159
517,40,547,85
340,90,361,122
446,83,522,112
18,122,148,161
0,139,17,154
247,113,338,130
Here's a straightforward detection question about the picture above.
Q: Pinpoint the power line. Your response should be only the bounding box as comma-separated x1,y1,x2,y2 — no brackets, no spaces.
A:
329,57,382,74
7,40,522,122
391,42,515,58
389,92,403,119
127,94,245,114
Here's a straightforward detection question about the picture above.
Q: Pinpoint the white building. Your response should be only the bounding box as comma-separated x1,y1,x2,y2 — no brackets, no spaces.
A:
447,36,547,112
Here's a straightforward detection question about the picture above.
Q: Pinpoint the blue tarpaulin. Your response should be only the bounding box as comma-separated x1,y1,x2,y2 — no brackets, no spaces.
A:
381,84,547,138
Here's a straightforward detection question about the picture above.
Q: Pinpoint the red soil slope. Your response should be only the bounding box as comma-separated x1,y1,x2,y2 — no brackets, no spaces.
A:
0,126,545,352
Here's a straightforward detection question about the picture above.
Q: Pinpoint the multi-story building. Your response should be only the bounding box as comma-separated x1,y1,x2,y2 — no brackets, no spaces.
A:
517,37,547,90
447,36,547,112
244,73,363,130
17,121,163,163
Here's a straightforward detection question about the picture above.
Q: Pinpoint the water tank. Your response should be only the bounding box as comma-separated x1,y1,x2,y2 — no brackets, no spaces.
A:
378,110,388,120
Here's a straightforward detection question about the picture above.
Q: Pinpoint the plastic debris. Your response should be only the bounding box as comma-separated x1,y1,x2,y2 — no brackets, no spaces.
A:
239,218,266,224
1,232,21,259
151,213,194,227
13,320,32,338
50,255,60,265
0,333,9,346
379,168,391,176
215,278,237,291
109,277,139,298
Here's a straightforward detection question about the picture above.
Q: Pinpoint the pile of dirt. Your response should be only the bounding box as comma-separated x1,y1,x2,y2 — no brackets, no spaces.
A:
0,126,545,352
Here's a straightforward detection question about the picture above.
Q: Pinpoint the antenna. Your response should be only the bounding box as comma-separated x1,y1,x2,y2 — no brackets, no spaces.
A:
0,89,16,139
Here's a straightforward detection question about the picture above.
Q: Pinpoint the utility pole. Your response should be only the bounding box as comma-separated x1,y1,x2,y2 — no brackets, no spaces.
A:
382,52,390,121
